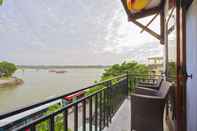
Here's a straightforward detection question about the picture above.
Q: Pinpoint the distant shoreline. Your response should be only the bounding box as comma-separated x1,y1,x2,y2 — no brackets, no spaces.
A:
0,77,24,88
17,65,110,69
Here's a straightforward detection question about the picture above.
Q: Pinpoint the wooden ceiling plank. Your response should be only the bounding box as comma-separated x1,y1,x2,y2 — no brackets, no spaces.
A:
130,6,161,19
166,8,175,24
168,25,175,35
121,0,131,19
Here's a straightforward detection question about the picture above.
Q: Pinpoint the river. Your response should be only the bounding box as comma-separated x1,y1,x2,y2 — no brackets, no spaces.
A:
0,68,104,113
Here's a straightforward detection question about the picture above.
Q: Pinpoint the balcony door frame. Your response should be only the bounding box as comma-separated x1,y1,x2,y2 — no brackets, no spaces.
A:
175,0,193,131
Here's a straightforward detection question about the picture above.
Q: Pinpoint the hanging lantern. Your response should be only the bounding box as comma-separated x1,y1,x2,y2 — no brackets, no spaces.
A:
127,0,151,11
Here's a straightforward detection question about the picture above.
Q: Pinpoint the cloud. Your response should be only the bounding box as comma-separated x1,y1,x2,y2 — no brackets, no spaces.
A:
0,0,163,65
95,7,163,60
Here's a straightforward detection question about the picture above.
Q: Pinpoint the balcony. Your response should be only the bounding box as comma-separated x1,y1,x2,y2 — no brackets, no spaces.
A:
0,74,174,131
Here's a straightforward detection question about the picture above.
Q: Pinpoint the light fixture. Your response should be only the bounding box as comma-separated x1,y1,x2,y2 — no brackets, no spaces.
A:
127,0,151,12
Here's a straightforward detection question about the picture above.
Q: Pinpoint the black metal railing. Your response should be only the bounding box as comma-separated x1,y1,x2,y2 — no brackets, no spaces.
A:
0,74,128,131
0,73,173,131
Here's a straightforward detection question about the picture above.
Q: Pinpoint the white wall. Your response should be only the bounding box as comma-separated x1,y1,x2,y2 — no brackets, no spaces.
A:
186,0,197,131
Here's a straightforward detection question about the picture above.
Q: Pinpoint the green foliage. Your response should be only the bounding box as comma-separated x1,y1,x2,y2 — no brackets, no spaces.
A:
101,61,149,93
0,61,17,77
36,104,72,131
45,104,61,114
168,62,176,77
85,61,149,95
0,0,3,6
36,118,71,131
85,85,104,96
36,120,49,131
101,61,149,80
167,62,176,81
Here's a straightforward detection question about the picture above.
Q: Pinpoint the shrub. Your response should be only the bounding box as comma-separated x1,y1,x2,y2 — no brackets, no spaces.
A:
0,61,17,77
101,61,149,80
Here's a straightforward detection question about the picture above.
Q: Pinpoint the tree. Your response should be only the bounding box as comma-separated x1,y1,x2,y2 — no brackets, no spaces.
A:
0,61,17,77
101,61,149,80
85,61,150,95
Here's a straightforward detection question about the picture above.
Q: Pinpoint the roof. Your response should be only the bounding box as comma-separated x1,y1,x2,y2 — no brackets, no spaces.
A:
120,0,174,44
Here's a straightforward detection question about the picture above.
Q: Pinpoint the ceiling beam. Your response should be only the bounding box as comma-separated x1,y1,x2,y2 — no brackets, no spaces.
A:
129,6,161,19
121,0,131,19
140,13,159,33
168,25,175,35
129,17,162,43
160,0,165,45
166,8,175,24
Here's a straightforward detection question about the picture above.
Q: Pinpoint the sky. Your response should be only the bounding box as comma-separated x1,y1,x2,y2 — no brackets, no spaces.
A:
0,0,163,65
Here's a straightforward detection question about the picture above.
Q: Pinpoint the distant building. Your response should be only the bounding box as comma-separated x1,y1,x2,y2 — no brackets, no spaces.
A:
147,57,164,75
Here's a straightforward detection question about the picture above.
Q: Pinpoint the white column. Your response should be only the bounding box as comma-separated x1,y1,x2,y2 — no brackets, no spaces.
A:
186,0,197,131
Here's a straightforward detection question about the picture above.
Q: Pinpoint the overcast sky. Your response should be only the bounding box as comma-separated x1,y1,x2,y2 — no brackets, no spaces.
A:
0,0,163,65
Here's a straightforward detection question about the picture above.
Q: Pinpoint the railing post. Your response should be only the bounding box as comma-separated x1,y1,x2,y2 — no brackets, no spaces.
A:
82,100,86,131
105,84,109,127
103,90,106,128
108,80,113,122
89,97,92,131
126,71,129,96
134,76,136,90
49,116,55,131
95,94,98,131
63,110,68,131
107,82,111,127
30,125,36,131
99,92,102,131
74,104,78,131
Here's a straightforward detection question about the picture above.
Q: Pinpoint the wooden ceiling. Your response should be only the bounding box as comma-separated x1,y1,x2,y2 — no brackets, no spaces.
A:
120,0,166,44
120,0,193,44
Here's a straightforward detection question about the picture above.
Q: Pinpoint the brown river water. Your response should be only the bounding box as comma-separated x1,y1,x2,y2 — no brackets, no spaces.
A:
0,68,104,113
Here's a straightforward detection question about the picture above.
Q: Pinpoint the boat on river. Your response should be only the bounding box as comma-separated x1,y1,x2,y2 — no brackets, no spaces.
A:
55,70,67,74
48,70,67,74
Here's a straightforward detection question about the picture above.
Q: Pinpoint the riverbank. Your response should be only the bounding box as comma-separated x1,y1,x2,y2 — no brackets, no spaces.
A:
0,77,24,88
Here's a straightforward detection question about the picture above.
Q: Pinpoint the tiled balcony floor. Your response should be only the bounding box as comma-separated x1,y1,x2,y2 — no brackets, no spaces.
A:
104,97,170,131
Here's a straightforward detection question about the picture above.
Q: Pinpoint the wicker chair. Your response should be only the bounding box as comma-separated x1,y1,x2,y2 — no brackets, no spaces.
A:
131,81,170,131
